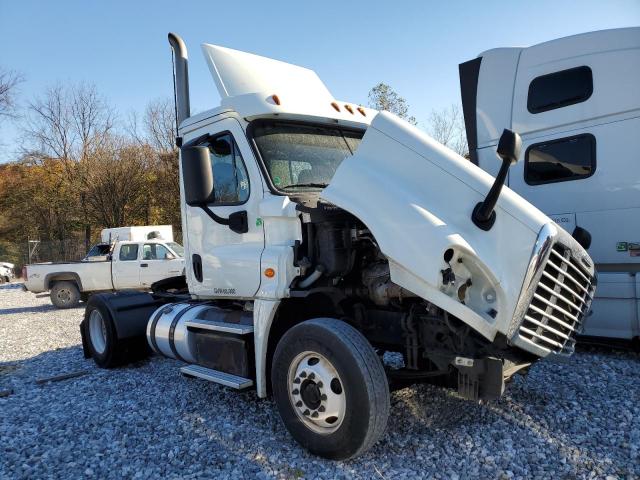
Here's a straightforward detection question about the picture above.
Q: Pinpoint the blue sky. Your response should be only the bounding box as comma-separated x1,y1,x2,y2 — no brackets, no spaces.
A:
1,0,638,161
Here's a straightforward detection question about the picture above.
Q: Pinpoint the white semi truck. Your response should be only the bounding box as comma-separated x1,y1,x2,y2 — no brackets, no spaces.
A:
459,27,639,345
24,226,184,308
80,34,596,459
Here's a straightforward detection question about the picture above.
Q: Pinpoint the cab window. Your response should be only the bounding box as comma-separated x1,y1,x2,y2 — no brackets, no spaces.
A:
525,134,596,185
208,134,250,205
142,243,172,260
527,66,593,114
142,243,173,260
119,244,139,261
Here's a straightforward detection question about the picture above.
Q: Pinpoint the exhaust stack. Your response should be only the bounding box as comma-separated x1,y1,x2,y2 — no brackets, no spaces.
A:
168,33,191,128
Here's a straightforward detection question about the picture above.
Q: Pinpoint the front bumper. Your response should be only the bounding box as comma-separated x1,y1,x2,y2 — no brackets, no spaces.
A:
508,223,597,358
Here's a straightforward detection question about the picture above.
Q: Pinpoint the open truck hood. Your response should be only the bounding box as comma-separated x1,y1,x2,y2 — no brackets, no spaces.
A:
322,112,551,339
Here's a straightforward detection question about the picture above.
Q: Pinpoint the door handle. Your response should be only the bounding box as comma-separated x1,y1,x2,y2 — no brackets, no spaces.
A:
141,263,148,267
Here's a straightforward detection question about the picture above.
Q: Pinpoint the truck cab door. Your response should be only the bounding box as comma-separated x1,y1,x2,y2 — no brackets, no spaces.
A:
111,243,141,289
182,118,265,298
139,243,184,288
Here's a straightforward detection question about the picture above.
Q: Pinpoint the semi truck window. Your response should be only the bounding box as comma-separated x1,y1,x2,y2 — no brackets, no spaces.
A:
251,121,364,192
208,134,249,205
119,244,139,261
527,66,593,114
525,134,596,185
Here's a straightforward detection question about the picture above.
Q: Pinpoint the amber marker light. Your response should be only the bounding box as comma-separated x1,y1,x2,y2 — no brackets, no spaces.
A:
271,94,281,105
357,106,366,116
344,104,354,114
264,268,276,278
331,102,340,112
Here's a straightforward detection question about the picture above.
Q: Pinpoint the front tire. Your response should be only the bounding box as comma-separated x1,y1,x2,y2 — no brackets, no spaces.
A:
50,281,80,308
271,318,390,460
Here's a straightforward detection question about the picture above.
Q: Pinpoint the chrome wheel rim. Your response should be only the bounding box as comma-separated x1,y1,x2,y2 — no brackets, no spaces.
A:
89,310,107,354
56,288,72,304
287,351,346,434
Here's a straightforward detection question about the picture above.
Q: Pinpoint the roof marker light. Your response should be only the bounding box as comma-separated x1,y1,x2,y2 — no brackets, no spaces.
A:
331,102,340,112
344,104,354,114
357,107,366,116
271,94,281,105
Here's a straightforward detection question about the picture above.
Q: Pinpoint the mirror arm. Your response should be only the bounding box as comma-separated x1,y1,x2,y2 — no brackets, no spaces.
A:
471,158,510,231
199,205,230,226
199,206,248,234
471,128,521,232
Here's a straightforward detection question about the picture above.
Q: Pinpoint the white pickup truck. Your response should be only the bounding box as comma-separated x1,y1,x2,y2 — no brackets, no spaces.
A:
23,226,185,308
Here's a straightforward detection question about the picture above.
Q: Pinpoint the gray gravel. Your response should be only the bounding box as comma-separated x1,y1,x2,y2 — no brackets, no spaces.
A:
1,283,639,479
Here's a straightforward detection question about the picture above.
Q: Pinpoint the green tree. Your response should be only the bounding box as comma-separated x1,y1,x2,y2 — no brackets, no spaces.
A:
367,83,417,125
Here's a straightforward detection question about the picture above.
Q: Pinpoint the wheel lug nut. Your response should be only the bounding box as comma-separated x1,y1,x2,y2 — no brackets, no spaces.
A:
292,389,299,395
318,406,325,412
300,372,307,378
308,373,315,380
295,401,302,407
311,411,319,418
316,381,323,388
321,394,327,401
303,409,310,416
293,378,301,384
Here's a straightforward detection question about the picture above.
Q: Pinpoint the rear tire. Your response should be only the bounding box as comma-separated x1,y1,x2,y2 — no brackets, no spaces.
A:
50,281,80,308
83,296,150,368
271,318,390,460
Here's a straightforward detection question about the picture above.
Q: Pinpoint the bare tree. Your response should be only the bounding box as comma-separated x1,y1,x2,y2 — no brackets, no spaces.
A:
426,104,468,157
144,98,177,154
70,83,115,160
22,83,116,248
367,83,417,125
0,67,23,120
23,82,114,162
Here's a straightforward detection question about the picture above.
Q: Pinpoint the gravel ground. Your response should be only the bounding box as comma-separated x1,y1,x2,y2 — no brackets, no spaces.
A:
1,283,639,479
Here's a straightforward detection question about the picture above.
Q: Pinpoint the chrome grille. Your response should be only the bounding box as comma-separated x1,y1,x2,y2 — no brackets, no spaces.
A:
517,243,595,355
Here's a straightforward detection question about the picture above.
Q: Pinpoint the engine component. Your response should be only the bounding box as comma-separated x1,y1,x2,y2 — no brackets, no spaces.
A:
314,222,354,277
362,262,417,306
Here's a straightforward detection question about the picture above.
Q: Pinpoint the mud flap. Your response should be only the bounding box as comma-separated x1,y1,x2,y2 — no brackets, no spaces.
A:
456,357,505,401
80,318,91,359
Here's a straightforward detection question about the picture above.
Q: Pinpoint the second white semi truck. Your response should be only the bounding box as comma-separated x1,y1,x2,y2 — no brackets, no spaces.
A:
80,34,596,459
459,27,639,345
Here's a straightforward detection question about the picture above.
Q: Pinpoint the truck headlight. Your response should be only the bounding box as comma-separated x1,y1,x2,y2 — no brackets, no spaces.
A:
440,248,502,322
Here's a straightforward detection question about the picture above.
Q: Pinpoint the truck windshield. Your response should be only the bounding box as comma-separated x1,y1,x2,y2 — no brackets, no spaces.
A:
166,242,185,258
251,121,364,192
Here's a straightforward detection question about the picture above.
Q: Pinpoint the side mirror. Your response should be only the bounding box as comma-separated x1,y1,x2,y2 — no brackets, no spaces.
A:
472,129,522,231
496,128,522,166
181,145,215,206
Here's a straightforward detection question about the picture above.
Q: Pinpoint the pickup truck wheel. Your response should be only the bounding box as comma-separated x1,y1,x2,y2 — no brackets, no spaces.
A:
50,281,80,308
271,318,390,460
83,297,150,368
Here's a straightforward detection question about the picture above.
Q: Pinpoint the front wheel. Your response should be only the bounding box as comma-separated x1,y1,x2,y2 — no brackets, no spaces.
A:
271,318,390,460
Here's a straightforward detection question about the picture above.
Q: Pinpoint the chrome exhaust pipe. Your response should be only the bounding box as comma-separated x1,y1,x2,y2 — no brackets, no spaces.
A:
168,32,190,126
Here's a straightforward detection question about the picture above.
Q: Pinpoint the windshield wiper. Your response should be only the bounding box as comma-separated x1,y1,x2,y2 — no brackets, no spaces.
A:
280,182,328,190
